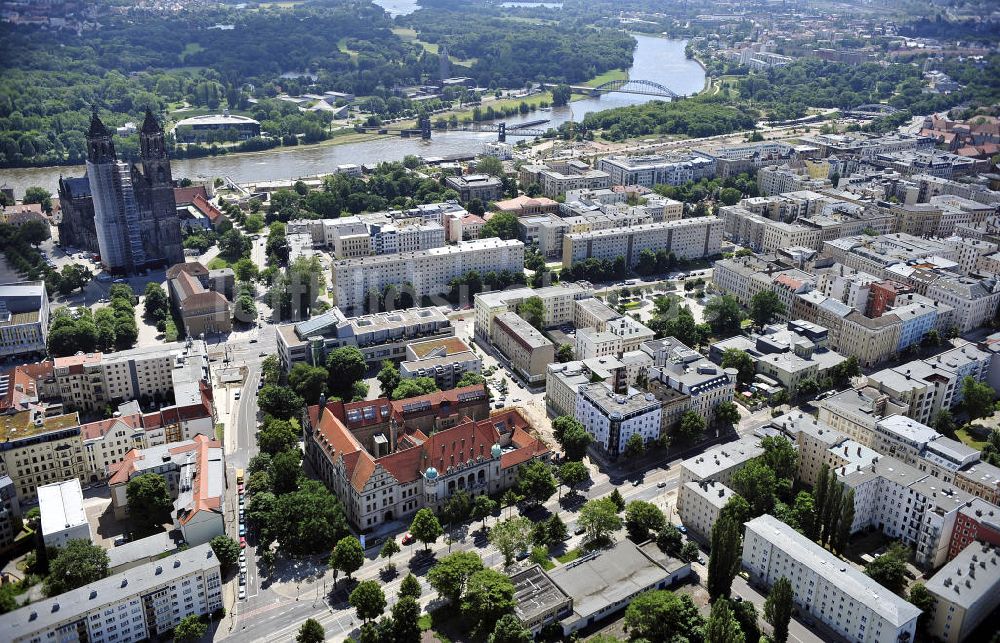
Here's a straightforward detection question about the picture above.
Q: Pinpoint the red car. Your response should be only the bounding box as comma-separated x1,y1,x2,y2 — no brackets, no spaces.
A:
401,532,415,546
240,537,247,548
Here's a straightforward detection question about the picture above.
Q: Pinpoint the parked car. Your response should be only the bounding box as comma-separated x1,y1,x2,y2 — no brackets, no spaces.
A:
235,391,241,400
401,532,415,545
574,526,586,536
240,537,247,548
239,587,247,600
657,481,667,489
676,525,688,534
239,525,246,537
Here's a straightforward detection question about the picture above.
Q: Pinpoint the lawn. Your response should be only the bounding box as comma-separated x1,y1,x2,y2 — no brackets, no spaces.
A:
582,68,628,88
215,423,224,442
555,548,582,564
180,42,204,62
391,27,477,65
956,425,989,451
336,37,358,61
417,608,455,643
207,256,234,270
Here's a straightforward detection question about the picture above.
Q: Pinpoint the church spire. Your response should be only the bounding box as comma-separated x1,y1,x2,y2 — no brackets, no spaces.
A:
141,108,162,135
88,108,110,138
139,108,166,160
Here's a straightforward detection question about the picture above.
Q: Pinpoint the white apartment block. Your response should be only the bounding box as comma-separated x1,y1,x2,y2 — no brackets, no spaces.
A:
742,514,920,643
597,154,715,188
0,282,49,360
38,478,92,549
574,382,661,457
721,206,823,253
925,275,1000,333
677,435,763,491
473,282,594,340
678,479,737,542
545,357,626,418
652,358,736,423
757,165,831,196
561,217,723,269
332,238,524,315
575,316,655,360
924,542,1000,643
52,339,209,413
0,544,223,643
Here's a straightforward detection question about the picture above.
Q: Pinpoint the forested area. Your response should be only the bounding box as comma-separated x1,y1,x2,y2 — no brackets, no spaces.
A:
401,5,634,87
570,95,758,141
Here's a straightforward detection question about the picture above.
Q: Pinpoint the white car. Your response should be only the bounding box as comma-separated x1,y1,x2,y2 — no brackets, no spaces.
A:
239,587,247,600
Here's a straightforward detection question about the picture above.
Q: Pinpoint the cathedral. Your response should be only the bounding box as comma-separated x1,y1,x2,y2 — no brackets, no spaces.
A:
60,110,183,274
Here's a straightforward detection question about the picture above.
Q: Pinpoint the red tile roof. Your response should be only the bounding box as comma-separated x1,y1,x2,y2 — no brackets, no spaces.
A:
173,186,208,206
192,194,224,225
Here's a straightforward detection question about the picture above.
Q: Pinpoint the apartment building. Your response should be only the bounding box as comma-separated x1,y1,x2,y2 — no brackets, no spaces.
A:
445,211,486,242
924,542,1000,643
331,238,524,315
492,195,560,217
821,233,957,280
108,434,225,546
304,403,548,531
946,499,1000,560
598,154,715,187
742,514,920,643
165,262,233,337
0,282,49,360
817,387,906,446
473,282,594,340
677,479,738,542
520,160,610,197
0,410,85,502
0,476,21,550
757,164,831,196
697,140,798,177
720,206,823,252
574,382,660,457
650,348,736,423
770,411,878,487
52,339,209,413
38,478,92,549
276,306,454,371
574,316,655,360
561,217,723,268
545,357,626,418
491,312,555,384
0,544,223,643
926,274,1000,333
399,337,481,390
444,174,503,202
955,461,1000,505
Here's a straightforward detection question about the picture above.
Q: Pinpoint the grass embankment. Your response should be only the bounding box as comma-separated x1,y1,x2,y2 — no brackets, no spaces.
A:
391,27,478,65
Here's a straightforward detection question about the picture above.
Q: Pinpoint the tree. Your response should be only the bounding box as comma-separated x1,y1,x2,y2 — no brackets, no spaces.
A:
547,514,568,544
142,282,170,321
625,500,666,542
707,514,742,600
329,536,364,584
270,447,303,494
349,580,386,623
234,257,259,283
23,186,53,213
257,416,301,455
476,155,505,177
490,517,533,567
865,542,910,595
376,360,400,399
409,508,443,551
760,435,798,482
391,377,440,400
578,497,622,544
676,410,706,442
560,423,593,461
608,488,626,512
624,590,704,642
933,408,957,436
516,296,545,330
733,598,761,643
391,595,422,643
488,613,532,643
623,432,645,458
705,598,745,643
721,348,755,386
442,489,472,525
908,582,936,634
481,212,519,240
715,401,741,428
730,460,777,517
210,535,240,573
428,551,484,604
262,355,281,385
704,294,746,336
963,376,995,421
814,463,830,533
793,491,818,540
551,84,572,107
126,473,173,536
719,187,742,206
44,539,109,596
296,618,326,643
516,460,556,506
257,384,305,420
288,363,328,405
557,460,589,497
681,540,701,562
380,538,400,570
273,480,348,556
833,488,855,555
556,343,574,362
400,572,422,600
472,495,498,530
326,347,367,397
749,290,786,328
657,524,683,555
219,228,251,260
463,569,516,634
764,576,793,643
174,614,207,642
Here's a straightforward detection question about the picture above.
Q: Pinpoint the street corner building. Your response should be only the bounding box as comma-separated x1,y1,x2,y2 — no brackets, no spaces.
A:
303,386,550,531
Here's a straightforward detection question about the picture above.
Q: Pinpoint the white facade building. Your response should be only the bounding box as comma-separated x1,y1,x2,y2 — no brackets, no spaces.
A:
574,382,661,457
38,479,92,549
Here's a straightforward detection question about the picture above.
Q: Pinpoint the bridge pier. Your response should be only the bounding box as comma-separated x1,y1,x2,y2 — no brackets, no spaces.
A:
419,116,431,140
497,122,506,143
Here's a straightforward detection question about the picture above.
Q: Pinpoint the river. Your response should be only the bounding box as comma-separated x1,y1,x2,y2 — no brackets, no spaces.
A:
0,34,704,196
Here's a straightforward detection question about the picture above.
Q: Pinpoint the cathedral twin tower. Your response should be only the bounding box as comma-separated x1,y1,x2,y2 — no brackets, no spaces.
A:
84,109,184,274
